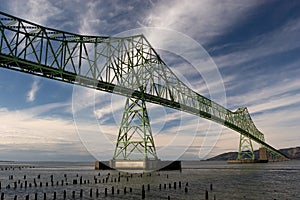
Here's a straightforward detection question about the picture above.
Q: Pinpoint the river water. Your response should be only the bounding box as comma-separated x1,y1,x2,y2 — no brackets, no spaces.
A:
0,160,299,199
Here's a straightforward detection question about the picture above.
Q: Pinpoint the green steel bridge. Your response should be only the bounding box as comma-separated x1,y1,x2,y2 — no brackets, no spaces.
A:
0,11,288,161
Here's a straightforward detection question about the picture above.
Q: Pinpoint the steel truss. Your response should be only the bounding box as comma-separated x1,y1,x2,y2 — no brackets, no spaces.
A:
0,11,288,160
238,134,255,160
113,97,157,160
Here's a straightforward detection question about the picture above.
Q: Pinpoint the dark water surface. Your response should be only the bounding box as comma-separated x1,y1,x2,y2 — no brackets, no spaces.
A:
0,160,299,199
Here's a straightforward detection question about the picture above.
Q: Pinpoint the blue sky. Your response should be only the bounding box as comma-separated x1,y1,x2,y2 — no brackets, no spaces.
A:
0,0,299,161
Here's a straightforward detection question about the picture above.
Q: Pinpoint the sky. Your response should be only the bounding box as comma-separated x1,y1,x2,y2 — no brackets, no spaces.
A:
0,0,299,161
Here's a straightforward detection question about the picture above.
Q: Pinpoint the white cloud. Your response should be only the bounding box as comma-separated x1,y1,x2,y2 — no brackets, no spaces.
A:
0,104,97,161
78,1,100,35
214,18,300,69
227,77,300,110
26,78,40,102
8,0,62,25
141,0,263,44
0,106,74,144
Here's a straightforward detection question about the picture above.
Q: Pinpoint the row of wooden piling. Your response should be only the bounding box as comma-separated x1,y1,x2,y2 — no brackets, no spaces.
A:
0,187,127,200
0,166,34,171
1,181,193,199
0,177,95,190
1,171,170,190
0,168,217,199
0,186,212,199
1,185,156,200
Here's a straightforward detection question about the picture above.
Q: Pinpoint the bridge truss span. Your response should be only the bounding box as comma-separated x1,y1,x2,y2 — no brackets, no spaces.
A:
0,11,288,160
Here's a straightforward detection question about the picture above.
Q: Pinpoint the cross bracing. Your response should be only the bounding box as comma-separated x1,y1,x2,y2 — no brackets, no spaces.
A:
0,11,288,160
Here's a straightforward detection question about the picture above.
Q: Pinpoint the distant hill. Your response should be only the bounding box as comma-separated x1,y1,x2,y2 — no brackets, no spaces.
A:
279,147,300,159
207,147,300,161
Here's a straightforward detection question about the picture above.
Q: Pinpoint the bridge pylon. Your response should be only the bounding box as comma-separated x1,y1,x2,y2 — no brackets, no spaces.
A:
238,134,255,160
113,97,158,161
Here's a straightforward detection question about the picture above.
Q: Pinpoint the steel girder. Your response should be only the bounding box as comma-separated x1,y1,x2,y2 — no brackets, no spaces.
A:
0,11,288,160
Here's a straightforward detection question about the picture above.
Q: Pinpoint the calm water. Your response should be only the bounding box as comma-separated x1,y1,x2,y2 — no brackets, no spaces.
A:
0,160,299,199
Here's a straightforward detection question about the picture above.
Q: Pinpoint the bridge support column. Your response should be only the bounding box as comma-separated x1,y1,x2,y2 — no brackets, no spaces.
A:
259,147,268,161
238,134,255,160
113,97,158,161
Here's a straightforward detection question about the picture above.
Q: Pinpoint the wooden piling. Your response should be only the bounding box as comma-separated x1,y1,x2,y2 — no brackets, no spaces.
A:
142,188,145,199
205,190,208,200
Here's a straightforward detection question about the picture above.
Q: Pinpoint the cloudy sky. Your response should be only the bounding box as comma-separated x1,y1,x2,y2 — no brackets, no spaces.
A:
0,0,299,161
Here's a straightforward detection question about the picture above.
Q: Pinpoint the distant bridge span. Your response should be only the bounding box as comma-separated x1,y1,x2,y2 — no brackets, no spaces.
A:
0,11,288,160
